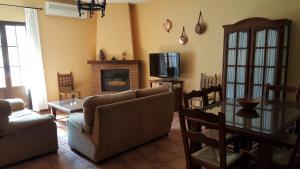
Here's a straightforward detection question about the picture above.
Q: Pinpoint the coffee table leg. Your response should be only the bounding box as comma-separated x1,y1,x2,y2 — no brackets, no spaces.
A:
51,106,57,120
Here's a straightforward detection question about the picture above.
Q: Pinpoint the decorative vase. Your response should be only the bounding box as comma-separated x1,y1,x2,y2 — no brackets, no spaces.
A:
99,49,106,60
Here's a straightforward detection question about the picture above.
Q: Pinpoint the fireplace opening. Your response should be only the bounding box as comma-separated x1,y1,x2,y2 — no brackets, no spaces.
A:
101,69,130,92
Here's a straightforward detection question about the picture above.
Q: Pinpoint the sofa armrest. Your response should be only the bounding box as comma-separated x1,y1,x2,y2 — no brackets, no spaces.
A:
6,98,25,111
0,115,55,137
68,113,92,134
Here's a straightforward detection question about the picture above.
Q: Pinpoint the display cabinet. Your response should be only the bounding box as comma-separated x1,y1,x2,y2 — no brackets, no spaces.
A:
222,17,292,99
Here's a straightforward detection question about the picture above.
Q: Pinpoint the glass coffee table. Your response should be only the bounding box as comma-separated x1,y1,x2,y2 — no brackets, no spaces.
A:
48,98,83,119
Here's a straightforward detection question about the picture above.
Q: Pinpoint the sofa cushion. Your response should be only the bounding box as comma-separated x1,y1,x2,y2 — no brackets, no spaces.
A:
0,100,12,117
5,98,25,111
0,110,54,137
135,85,170,98
83,90,136,127
68,113,92,134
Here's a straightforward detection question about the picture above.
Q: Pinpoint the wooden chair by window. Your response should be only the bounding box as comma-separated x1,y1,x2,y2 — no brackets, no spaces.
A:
179,108,248,169
57,72,81,100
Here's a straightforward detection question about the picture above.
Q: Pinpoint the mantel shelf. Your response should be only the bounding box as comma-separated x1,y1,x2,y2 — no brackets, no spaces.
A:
87,60,140,65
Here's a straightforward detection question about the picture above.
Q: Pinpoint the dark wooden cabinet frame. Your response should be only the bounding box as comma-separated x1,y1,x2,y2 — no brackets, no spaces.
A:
222,17,292,99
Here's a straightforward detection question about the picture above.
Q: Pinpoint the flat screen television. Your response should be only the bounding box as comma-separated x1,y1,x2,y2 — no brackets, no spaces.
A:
149,52,180,78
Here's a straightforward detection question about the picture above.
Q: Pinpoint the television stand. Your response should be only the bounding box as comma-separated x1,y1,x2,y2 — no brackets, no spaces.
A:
149,79,183,111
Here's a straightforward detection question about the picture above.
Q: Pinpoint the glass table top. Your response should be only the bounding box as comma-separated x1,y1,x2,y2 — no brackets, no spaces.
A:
203,99,300,136
48,98,83,112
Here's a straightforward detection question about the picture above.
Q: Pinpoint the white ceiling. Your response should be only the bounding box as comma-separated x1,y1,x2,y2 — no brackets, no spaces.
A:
80,0,149,3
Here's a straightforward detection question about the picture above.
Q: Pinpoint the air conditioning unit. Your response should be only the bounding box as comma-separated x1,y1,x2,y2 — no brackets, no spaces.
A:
45,1,88,19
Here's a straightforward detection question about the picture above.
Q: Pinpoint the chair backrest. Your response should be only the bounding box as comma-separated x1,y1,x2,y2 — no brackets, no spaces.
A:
201,73,217,89
179,107,227,168
264,84,300,103
183,90,209,109
57,72,74,92
203,85,223,106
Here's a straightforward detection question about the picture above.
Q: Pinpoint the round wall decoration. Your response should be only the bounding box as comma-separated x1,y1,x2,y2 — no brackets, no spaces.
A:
163,19,172,33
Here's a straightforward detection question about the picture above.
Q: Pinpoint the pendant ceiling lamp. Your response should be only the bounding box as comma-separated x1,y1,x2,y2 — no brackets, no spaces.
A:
77,0,106,18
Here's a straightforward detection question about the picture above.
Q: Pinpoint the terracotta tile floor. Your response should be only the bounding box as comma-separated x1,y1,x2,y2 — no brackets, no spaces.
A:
5,112,186,169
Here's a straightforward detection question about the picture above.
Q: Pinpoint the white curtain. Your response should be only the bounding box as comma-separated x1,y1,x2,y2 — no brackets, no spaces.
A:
24,8,48,111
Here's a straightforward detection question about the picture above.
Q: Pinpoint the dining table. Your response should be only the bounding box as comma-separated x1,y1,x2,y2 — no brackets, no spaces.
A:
202,98,300,169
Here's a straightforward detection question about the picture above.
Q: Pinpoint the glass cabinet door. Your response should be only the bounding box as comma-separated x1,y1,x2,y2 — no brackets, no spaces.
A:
252,28,279,99
226,31,248,98
223,18,291,101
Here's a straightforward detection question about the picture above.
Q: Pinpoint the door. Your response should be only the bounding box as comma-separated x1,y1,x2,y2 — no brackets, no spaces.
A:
0,21,30,106
250,27,281,99
224,30,250,99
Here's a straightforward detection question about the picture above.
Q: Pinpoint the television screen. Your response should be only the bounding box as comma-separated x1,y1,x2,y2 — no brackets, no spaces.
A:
149,52,180,78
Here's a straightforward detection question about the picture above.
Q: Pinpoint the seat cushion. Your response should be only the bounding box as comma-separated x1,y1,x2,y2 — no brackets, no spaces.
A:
0,109,54,137
272,147,292,167
5,98,25,111
83,90,136,127
191,146,242,168
68,113,92,134
249,147,291,167
275,132,297,147
135,85,170,98
203,129,236,144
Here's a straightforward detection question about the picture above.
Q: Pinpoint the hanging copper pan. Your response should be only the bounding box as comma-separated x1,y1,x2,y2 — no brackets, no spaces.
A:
195,11,206,34
179,26,188,45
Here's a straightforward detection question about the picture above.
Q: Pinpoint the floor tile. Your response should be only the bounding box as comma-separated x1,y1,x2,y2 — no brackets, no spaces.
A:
7,111,186,169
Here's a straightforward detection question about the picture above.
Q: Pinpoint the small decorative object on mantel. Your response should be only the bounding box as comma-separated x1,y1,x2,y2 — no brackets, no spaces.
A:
179,26,188,45
99,49,106,60
163,19,172,33
112,56,117,61
195,11,206,35
122,51,127,60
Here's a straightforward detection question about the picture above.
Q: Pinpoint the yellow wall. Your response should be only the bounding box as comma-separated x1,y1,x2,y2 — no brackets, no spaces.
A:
2,0,300,101
96,3,134,60
0,0,97,101
130,0,300,93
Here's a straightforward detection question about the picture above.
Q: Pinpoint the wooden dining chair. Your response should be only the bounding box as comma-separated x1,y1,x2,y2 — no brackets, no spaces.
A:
179,107,248,169
264,84,300,103
183,90,209,109
203,85,223,106
264,84,300,148
249,134,300,169
201,73,221,102
183,89,236,146
57,72,81,100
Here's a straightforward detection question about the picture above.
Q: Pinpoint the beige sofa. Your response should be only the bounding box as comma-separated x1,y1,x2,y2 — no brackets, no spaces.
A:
0,99,58,167
68,86,175,162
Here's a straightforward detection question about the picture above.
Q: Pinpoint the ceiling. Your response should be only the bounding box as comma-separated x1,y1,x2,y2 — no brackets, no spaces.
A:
80,0,149,3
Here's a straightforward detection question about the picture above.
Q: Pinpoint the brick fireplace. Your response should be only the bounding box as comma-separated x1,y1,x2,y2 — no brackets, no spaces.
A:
87,60,140,95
